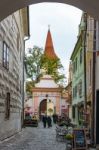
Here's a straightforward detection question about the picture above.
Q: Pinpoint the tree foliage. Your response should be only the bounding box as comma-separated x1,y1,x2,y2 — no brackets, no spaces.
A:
26,81,34,95
25,46,67,95
40,54,66,83
25,46,43,82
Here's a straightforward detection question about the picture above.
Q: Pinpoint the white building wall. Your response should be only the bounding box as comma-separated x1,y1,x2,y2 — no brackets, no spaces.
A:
0,10,25,140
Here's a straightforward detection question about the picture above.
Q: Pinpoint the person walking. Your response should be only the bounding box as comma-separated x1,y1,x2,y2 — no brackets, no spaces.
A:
42,114,47,128
52,114,58,124
47,116,52,128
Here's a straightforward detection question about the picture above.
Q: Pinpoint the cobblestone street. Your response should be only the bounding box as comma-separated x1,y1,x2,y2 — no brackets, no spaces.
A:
0,122,66,150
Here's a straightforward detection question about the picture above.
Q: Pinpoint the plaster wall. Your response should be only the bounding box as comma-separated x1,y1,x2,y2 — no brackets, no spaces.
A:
0,10,25,140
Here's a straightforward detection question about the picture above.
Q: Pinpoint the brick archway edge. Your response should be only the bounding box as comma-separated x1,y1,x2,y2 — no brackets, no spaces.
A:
0,0,99,21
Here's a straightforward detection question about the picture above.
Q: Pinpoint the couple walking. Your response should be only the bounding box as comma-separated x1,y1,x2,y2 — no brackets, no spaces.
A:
42,114,52,128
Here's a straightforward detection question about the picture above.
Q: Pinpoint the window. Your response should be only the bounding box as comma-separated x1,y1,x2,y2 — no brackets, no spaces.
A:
73,62,75,73
5,92,10,119
94,20,96,30
93,20,96,51
73,88,74,98
80,49,82,64
73,86,78,98
94,30,96,40
75,85,77,97
3,42,9,69
79,80,82,98
89,60,92,86
73,59,77,73
75,58,77,71
72,106,75,118
93,40,96,50
78,107,84,125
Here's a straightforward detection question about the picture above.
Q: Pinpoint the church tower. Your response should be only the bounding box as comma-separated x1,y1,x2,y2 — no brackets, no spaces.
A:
44,27,58,59
32,27,67,118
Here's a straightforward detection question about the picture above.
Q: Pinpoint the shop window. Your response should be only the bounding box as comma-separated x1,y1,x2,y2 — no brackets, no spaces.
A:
5,92,10,119
78,107,84,125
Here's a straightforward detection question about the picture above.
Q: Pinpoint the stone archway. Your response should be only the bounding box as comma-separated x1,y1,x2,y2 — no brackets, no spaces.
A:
39,99,55,118
0,0,99,21
39,99,47,117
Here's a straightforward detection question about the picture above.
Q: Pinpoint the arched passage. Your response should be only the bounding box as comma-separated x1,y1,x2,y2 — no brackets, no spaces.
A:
39,99,47,116
39,99,55,117
0,0,99,21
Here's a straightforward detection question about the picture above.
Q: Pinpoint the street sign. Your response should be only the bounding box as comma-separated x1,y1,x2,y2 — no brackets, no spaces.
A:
73,129,87,150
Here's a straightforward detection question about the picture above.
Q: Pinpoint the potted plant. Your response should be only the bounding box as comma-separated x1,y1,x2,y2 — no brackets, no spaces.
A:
65,133,73,141
65,133,73,149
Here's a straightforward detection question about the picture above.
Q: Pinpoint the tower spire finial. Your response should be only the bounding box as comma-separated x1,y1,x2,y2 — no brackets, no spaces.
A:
48,24,50,30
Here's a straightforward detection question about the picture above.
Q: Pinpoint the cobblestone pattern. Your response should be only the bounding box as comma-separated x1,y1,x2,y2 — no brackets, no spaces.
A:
0,122,66,150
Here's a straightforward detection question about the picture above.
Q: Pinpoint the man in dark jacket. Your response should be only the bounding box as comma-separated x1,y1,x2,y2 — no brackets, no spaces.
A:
42,114,47,128
53,114,58,124
47,116,52,128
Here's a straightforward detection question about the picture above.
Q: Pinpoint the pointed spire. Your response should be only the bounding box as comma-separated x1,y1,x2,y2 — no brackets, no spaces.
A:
44,26,58,59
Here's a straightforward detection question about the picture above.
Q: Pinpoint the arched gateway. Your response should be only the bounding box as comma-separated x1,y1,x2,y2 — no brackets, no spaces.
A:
39,99,54,116
32,75,62,116
0,0,99,21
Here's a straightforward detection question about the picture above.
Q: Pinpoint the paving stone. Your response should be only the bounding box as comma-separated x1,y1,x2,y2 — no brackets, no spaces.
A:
0,122,66,150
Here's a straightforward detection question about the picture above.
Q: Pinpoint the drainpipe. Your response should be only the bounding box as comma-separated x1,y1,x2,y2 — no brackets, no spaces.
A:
22,33,30,128
91,20,96,146
83,12,87,123
21,6,30,128
22,41,25,128
22,37,30,128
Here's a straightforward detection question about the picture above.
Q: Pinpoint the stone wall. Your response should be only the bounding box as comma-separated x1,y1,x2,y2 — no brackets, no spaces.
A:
0,10,25,140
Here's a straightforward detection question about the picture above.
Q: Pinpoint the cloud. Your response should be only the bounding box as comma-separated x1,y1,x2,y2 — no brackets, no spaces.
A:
25,3,82,78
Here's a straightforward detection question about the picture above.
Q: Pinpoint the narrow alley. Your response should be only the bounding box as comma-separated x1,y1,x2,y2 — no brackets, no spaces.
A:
0,123,66,150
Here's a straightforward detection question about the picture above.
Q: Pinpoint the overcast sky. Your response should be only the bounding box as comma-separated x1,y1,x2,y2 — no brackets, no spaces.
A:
25,3,82,79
